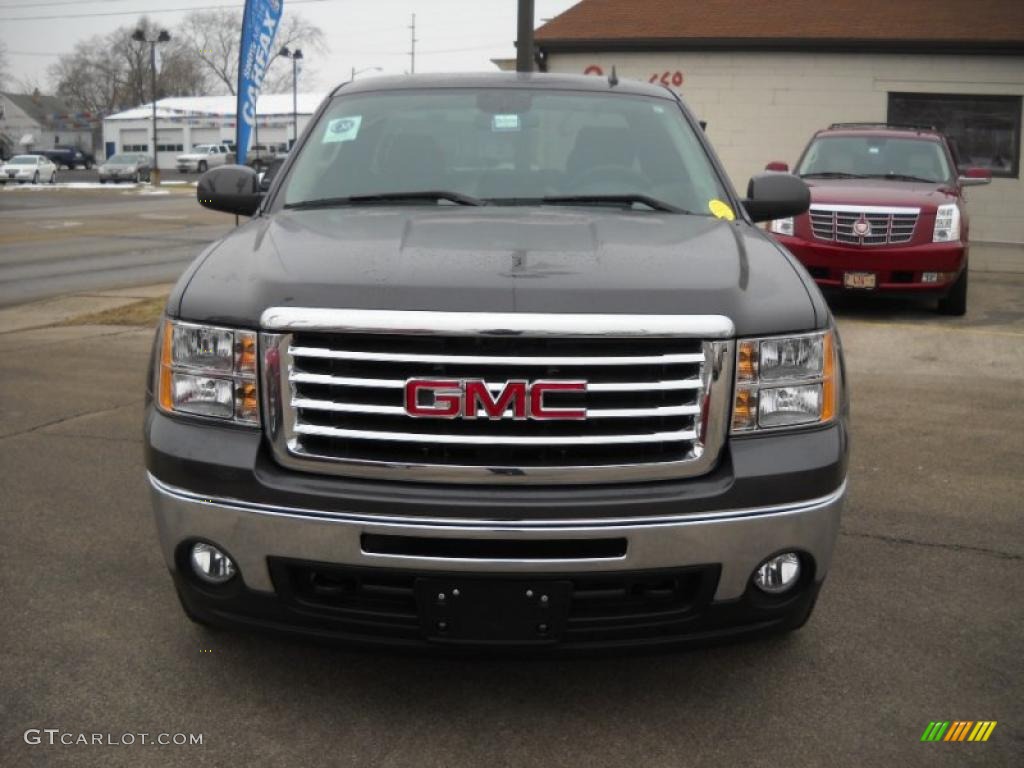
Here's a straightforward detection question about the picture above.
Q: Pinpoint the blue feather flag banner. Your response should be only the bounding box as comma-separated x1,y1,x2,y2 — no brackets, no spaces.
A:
236,0,285,164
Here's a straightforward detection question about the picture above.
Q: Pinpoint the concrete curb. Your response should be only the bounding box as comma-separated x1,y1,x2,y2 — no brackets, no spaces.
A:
0,283,172,335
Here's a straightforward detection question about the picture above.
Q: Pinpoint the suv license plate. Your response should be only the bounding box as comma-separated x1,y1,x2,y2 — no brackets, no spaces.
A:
415,577,570,645
843,272,877,290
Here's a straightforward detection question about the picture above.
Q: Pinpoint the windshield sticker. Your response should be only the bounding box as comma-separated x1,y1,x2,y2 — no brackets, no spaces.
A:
492,114,521,132
709,199,735,221
323,116,363,143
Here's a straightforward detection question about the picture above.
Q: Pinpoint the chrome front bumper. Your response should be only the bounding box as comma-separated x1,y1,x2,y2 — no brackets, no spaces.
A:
148,474,845,602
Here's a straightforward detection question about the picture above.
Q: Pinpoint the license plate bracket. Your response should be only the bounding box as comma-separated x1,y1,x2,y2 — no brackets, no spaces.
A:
843,271,877,290
415,577,571,645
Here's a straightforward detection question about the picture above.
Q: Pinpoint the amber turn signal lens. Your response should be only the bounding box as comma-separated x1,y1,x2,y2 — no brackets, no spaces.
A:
159,319,174,412
235,332,257,374
821,331,836,422
737,340,758,382
731,387,758,431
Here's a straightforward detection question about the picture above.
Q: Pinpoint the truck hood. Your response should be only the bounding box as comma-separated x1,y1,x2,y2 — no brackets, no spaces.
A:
804,178,955,210
176,206,821,336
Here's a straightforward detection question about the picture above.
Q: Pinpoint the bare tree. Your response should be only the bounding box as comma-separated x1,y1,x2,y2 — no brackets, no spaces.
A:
49,17,207,115
181,8,327,95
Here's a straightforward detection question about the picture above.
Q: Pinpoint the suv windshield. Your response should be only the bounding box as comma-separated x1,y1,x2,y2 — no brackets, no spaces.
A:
797,136,952,183
282,88,727,213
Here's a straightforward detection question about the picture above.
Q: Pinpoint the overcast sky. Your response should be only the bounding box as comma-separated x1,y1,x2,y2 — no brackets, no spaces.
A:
1,0,580,94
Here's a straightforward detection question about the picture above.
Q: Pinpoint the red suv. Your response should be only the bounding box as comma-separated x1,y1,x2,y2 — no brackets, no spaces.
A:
765,123,990,315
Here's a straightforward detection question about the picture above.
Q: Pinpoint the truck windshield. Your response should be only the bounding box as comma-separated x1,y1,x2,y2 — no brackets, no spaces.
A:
282,88,728,214
797,136,952,183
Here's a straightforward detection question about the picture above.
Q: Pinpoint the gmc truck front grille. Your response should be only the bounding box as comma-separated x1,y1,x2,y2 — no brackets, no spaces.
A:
809,205,919,246
260,309,734,485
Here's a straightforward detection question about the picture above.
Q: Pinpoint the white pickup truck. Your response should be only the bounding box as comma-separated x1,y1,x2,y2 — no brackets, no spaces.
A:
175,144,233,174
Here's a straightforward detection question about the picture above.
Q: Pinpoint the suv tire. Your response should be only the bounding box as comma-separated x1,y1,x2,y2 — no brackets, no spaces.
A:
198,160,208,173
937,269,968,316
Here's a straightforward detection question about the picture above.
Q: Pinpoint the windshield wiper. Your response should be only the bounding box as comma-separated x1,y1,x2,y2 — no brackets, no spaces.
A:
798,172,868,179
285,190,484,209
864,173,936,183
537,194,687,213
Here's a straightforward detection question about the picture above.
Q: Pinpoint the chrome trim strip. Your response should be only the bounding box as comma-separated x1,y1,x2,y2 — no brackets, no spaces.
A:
293,422,697,445
292,397,701,419
147,472,847,529
288,345,705,366
289,371,703,392
262,308,736,339
809,204,921,215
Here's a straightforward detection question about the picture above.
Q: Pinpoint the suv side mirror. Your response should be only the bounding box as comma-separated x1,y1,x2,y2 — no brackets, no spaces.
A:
742,173,810,223
765,161,789,172
958,167,992,187
197,165,261,217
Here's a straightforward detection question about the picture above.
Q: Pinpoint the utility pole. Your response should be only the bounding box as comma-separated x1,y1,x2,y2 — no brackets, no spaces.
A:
516,0,535,72
409,13,417,74
132,28,171,185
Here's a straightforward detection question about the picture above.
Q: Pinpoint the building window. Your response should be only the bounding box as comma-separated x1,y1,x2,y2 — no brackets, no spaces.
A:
123,144,148,152
888,93,1022,178
156,143,184,152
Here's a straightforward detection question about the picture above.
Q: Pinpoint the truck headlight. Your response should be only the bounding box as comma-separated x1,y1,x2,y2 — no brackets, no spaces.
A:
157,319,259,425
731,330,838,432
932,203,961,242
769,217,794,236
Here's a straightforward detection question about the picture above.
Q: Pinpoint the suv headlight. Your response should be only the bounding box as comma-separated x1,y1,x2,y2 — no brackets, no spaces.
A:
731,330,838,432
157,319,259,425
932,203,961,242
769,217,794,236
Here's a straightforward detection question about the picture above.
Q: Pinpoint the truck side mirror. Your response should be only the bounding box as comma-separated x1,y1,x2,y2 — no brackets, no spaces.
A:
765,161,789,172
197,165,261,217
958,167,992,187
742,172,810,223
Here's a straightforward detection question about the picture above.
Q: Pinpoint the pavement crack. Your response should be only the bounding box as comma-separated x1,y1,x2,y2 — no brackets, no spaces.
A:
0,400,144,441
840,528,1023,561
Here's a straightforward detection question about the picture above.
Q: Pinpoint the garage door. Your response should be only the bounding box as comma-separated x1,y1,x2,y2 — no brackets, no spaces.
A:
156,128,185,170
189,128,221,148
119,128,148,153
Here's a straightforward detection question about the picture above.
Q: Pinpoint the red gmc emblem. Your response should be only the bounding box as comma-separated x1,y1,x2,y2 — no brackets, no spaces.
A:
404,379,587,420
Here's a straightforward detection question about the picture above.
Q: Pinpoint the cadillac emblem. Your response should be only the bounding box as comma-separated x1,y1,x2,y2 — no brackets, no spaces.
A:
852,214,872,237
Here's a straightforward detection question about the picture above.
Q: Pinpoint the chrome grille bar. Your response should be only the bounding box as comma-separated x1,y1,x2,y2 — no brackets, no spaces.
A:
292,397,701,419
289,371,704,392
293,423,698,445
288,345,705,366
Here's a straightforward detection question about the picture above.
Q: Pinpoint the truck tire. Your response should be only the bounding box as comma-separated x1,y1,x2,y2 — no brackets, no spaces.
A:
32,171,39,184
198,160,208,173
937,269,968,316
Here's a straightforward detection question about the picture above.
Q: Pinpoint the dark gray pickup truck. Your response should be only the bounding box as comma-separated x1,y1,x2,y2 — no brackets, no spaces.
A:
145,73,848,651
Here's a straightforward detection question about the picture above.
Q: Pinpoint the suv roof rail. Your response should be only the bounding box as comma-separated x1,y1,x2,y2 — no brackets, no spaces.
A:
827,122,938,132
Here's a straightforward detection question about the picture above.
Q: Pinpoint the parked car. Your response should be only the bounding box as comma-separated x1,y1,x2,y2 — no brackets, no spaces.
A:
40,146,95,169
176,144,232,173
0,153,58,184
245,142,289,171
765,123,991,315
146,72,848,652
98,152,152,184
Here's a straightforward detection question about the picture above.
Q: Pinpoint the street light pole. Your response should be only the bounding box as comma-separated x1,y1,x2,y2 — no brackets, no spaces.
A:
279,47,303,149
132,28,171,186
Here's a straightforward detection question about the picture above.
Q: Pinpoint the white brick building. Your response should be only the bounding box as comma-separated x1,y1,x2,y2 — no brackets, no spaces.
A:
534,0,1024,270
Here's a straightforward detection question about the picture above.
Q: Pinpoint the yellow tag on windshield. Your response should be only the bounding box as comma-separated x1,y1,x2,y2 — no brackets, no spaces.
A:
709,199,735,221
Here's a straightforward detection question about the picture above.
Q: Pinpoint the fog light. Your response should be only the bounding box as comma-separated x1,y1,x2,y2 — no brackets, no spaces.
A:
189,542,236,584
753,552,801,594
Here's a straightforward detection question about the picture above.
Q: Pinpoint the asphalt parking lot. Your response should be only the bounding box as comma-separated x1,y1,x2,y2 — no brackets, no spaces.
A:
0,196,1021,766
